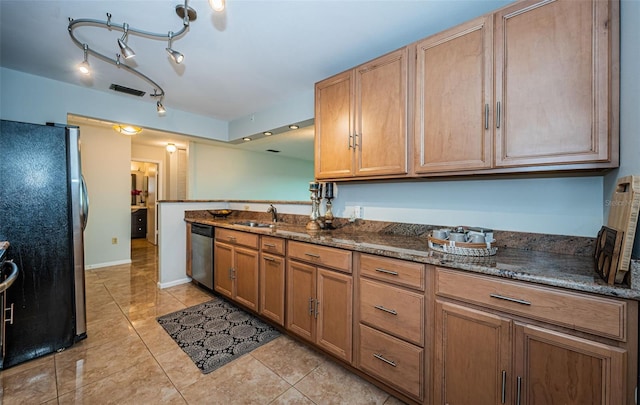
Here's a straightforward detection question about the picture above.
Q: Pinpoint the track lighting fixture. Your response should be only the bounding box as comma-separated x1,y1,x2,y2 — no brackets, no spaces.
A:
209,0,226,12
68,0,208,115
165,32,184,64
157,101,167,115
77,43,91,75
117,23,135,59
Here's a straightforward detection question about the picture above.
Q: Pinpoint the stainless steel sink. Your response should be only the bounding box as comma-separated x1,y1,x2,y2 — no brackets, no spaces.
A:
232,221,274,228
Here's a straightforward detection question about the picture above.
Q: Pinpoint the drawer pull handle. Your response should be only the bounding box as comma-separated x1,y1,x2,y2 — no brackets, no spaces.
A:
375,268,398,276
374,305,398,315
305,252,321,258
501,370,506,404
373,353,397,367
263,243,276,248
263,256,275,262
228,236,236,241
308,297,314,316
315,299,320,319
490,293,531,306
516,376,522,405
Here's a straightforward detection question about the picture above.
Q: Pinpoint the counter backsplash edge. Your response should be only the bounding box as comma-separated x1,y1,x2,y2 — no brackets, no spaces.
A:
185,210,595,257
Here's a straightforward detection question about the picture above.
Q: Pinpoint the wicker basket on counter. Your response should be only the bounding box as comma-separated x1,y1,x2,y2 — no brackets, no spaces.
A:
428,235,497,257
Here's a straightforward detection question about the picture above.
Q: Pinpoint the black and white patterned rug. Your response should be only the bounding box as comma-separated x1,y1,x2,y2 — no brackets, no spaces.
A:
157,298,280,374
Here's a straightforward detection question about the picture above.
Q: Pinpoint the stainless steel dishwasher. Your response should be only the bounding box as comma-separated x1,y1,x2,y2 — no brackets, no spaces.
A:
190,223,214,290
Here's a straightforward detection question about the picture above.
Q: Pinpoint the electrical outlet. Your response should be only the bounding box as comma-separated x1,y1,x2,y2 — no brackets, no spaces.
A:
111,237,118,245
354,206,362,219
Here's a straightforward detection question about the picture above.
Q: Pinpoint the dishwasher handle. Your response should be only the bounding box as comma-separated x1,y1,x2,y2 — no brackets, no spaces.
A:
191,223,214,238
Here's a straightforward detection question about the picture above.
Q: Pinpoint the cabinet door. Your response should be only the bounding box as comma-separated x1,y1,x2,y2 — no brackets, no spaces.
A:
260,253,285,326
317,268,353,363
214,242,233,299
355,48,408,176
315,70,354,179
494,0,614,167
514,323,626,405
434,301,512,405
286,260,316,343
233,247,259,311
414,16,493,173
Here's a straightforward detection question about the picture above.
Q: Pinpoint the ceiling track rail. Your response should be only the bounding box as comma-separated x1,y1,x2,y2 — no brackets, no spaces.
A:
67,0,197,110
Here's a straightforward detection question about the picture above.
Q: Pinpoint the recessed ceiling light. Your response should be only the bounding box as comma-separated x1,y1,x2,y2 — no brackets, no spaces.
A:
243,137,252,141
263,131,273,136
289,125,299,130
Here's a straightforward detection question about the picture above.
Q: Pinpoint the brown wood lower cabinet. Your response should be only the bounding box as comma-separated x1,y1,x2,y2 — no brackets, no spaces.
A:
434,301,512,405
213,229,259,311
434,267,635,405
286,257,353,363
359,324,424,400
259,251,285,326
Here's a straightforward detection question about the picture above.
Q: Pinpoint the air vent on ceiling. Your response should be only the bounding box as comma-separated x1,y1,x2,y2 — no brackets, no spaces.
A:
109,84,146,97
266,149,281,153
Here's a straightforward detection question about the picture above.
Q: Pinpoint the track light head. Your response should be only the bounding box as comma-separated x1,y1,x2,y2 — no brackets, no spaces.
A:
165,32,183,64
78,60,91,75
209,0,226,12
166,47,184,64
118,37,135,59
157,101,166,115
118,24,135,59
78,43,91,75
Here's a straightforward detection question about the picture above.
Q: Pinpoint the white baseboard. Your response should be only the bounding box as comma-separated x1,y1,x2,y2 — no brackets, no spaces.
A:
158,277,192,289
85,259,132,270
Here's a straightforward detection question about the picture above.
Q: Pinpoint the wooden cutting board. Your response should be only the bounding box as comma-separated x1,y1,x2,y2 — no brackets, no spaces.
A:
594,226,624,285
606,175,640,283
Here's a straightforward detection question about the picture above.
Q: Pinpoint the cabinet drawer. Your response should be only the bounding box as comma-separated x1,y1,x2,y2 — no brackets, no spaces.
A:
359,253,425,291
358,324,424,400
435,268,627,341
215,228,259,249
288,241,352,273
261,236,285,256
360,278,424,346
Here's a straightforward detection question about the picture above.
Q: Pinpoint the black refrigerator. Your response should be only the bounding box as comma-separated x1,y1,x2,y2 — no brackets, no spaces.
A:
0,119,88,369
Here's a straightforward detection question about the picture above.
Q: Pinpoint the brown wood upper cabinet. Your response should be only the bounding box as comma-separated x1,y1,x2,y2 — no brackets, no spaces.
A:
315,48,409,180
414,0,618,174
494,0,617,168
414,16,493,173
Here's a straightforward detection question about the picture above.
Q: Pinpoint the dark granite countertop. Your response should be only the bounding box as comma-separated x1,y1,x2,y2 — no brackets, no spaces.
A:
185,217,640,301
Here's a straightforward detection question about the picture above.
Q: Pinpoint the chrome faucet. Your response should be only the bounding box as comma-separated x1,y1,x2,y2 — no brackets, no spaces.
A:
267,204,278,223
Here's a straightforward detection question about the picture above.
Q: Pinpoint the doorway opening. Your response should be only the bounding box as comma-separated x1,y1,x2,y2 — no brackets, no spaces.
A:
131,160,161,245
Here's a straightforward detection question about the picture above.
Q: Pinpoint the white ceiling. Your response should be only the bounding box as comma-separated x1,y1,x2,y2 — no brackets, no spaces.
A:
1,0,513,161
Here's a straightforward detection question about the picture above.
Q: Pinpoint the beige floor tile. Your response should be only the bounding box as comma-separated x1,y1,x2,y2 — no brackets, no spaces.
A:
124,300,187,323
252,335,325,385
135,318,183,356
295,359,389,405
180,355,291,404
56,357,185,405
0,355,57,405
54,334,153,395
155,346,206,391
81,314,137,350
270,387,316,405
86,300,127,325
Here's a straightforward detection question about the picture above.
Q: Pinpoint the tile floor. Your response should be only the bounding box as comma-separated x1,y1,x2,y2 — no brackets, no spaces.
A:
1,239,406,404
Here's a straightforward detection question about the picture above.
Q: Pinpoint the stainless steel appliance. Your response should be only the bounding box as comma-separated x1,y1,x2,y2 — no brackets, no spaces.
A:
0,120,88,369
0,259,19,369
191,223,214,290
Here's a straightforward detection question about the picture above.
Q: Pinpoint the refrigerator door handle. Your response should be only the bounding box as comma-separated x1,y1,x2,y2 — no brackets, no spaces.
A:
80,175,89,230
